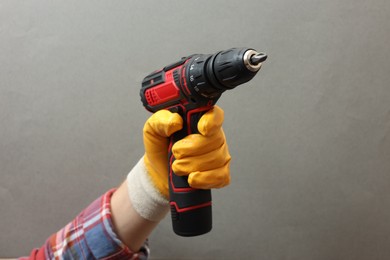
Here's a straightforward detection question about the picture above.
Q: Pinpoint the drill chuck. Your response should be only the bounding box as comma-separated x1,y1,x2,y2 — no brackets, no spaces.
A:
188,48,267,99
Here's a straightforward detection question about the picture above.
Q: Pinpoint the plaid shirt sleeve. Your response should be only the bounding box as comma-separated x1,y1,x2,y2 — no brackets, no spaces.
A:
19,189,149,260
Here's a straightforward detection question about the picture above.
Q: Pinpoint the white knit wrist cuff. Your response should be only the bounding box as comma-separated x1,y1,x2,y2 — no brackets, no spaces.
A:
126,157,169,222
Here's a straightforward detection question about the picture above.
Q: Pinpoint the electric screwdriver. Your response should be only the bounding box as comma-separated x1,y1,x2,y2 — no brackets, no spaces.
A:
140,47,267,236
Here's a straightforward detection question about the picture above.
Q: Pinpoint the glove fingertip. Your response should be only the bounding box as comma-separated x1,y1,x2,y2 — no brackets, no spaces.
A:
198,106,224,136
188,165,231,189
172,161,188,177
187,171,202,188
167,112,184,135
146,110,183,137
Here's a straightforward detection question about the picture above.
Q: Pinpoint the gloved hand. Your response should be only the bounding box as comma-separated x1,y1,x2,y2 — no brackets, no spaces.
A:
127,106,231,221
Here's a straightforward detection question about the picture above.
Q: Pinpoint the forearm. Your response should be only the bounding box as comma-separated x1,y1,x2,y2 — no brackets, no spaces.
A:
111,157,170,251
20,189,149,259
110,180,160,252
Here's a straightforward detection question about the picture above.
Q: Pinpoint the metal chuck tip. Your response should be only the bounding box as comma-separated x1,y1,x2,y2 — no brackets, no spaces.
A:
250,53,267,65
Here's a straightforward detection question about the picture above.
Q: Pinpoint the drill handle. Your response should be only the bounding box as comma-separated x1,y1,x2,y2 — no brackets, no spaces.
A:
168,108,213,236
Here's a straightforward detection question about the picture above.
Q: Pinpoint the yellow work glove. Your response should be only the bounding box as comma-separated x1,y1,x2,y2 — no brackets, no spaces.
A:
127,106,231,221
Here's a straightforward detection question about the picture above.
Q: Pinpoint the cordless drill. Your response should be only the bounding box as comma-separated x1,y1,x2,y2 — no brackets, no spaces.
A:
140,47,267,236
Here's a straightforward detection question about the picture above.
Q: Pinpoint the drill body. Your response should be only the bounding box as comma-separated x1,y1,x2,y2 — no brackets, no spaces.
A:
140,47,266,236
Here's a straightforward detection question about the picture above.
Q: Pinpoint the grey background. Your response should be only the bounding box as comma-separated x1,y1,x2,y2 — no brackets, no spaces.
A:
1,0,390,259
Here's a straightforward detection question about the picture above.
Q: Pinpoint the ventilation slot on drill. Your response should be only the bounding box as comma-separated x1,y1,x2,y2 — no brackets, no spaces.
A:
145,89,159,106
144,79,181,107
